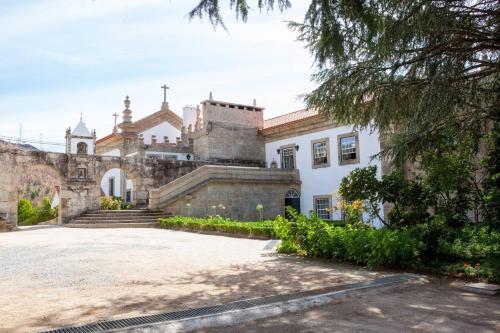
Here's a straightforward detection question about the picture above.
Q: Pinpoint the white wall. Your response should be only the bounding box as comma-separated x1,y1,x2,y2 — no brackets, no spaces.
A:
140,121,180,144
101,148,121,157
70,137,94,155
100,168,133,200
265,125,383,226
183,106,198,129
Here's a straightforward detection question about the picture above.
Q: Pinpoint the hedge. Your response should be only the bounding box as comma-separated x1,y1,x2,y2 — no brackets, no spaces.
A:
159,216,275,238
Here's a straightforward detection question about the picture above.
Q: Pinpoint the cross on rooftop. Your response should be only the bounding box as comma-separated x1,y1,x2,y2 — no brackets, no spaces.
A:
161,84,170,103
112,113,119,132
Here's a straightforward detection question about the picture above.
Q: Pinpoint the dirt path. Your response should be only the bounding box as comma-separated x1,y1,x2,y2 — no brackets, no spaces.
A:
0,227,387,333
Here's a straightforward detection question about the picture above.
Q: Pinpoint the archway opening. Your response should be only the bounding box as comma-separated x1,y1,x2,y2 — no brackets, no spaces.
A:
100,168,135,209
285,188,301,219
16,164,62,226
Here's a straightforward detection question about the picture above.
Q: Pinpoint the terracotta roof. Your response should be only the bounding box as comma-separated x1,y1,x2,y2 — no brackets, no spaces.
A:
264,109,319,129
96,106,183,144
96,132,118,144
133,108,183,133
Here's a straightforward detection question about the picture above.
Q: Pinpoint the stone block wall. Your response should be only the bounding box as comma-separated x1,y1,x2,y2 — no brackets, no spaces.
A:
150,165,301,221
193,124,265,163
201,100,264,129
192,100,266,163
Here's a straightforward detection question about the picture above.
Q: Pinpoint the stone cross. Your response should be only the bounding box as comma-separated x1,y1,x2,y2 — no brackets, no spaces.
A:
161,85,169,103
112,113,119,132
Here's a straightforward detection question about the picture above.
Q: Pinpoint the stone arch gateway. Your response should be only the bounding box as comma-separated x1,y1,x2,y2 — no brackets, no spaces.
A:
0,148,203,228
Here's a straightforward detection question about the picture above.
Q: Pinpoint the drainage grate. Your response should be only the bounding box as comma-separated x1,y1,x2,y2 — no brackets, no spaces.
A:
39,274,416,333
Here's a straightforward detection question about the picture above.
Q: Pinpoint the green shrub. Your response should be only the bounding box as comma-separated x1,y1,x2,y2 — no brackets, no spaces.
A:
99,196,122,210
272,209,499,282
159,216,275,238
17,197,57,225
17,198,36,224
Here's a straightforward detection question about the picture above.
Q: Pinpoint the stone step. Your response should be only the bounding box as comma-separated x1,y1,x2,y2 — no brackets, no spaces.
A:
64,222,159,229
69,218,161,224
85,210,163,215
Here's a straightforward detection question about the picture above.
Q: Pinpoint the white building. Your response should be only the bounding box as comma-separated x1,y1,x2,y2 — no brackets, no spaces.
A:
262,109,384,226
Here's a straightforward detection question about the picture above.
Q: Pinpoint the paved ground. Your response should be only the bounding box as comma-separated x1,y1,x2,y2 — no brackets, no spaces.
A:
198,278,500,333
0,227,386,333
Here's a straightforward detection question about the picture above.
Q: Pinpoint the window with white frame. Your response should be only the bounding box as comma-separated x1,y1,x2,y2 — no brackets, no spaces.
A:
281,146,295,170
314,196,331,220
311,138,329,168
338,133,360,165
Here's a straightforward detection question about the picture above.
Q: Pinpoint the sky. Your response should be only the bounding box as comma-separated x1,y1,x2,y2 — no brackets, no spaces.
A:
0,0,316,151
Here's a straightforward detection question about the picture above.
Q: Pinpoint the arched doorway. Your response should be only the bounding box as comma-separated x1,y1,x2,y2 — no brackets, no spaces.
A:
285,188,300,218
15,164,63,226
100,168,135,203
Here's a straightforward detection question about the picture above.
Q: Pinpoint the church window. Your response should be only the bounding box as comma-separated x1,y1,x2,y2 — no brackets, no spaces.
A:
338,133,360,165
77,142,88,154
280,145,295,170
311,138,330,168
314,196,331,220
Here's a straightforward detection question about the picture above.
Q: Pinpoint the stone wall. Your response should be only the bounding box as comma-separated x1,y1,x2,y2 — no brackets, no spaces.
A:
201,100,264,129
150,165,301,221
0,148,207,227
192,100,265,163
193,123,265,163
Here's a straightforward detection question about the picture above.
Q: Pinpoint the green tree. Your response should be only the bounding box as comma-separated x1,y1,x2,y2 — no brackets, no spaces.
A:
190,0,499,163
339,166,386,226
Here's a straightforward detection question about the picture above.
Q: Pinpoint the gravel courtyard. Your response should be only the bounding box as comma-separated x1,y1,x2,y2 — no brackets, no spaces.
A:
0,227,385,332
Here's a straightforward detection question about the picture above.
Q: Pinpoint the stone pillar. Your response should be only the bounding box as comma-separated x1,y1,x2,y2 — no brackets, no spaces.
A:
120,169,126,201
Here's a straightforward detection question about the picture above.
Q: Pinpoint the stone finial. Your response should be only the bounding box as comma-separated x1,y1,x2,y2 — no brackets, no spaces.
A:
195,105,202,131
209,92,213,101
253,99,257,107
123,96,132,123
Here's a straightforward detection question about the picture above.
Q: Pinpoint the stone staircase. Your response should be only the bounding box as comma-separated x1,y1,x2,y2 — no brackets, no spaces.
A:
65,209,169,228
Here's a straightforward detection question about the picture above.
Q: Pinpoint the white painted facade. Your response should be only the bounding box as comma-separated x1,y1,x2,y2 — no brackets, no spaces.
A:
70,137,94,155
265,125,383,226
183,106,198,129
100,148,121,157
100,168,133,200
140,121,180,145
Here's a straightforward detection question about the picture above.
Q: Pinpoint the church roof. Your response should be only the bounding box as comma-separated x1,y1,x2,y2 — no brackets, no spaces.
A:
72,119,92,137
133,107,183,133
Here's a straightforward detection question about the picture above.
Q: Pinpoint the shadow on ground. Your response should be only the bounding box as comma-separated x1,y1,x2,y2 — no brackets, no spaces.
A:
26,254,382,332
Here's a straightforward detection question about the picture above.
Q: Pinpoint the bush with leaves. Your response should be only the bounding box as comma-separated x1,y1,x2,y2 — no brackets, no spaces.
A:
381,172,433,228
17,198,36,224
99,196,122,210
159,216,275,238
17,196,57,225
339,166,433,228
